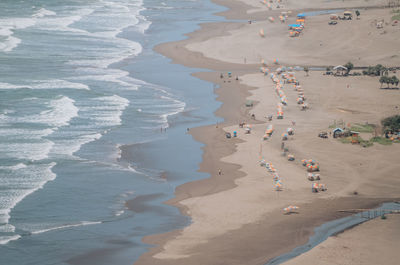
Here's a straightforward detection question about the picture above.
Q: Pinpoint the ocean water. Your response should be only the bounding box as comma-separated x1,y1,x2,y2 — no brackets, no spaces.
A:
0,0,225,264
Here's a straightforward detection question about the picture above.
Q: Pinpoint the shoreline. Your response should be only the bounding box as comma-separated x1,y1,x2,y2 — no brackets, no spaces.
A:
133,0,400,264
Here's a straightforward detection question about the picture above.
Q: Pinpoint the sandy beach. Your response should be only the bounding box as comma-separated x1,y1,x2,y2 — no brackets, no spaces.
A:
135,0,400,264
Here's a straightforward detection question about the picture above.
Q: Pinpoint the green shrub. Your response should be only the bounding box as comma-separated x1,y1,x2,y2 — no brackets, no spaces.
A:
371,137,393,145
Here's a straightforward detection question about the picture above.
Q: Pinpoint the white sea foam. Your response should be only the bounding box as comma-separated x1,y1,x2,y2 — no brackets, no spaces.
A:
0,140,54,161
32,8,57,18
0,128,54,140
31,221,102,235
35,8,94,33
0,163,27,171
50,133,102,157
0,235,21,245
0,18,36,52
30,96,79,127
86,95,129,127
0,224,16,233
0,163,56,226
69,68,141,90
0,80,89,90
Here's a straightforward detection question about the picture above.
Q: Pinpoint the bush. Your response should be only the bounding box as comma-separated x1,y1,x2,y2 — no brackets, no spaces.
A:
382,115,400,132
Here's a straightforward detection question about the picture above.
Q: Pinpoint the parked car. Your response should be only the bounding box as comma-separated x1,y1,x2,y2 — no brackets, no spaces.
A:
318,132,328,138
328,21,337,25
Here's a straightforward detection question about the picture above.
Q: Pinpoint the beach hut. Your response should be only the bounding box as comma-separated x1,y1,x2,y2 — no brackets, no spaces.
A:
343,11,352,19
332,128,344,138
333,65,348,75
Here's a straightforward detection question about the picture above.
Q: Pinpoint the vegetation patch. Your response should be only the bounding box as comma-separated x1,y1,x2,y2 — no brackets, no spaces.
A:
370,136,393,145
350,123,375,133
392,9,400,21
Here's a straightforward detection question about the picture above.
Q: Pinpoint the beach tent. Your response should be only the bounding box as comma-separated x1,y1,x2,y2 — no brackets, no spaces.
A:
297,13,305,18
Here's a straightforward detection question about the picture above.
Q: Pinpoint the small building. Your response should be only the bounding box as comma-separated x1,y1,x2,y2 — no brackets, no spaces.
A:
333,128,344,138
333,65,348,76
343,11,353,19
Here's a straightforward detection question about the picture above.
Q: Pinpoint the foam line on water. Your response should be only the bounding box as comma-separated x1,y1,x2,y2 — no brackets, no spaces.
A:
31,221,102,235
0,80,90,90
0,235,21,245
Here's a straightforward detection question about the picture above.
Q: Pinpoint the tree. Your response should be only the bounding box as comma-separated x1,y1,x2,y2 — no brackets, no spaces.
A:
344,62,354,74
390,76,399,88
379,76,386,88
381,115,400,132
375,64,384,76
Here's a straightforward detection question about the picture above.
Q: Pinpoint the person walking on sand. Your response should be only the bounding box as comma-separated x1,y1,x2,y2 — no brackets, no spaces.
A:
218,169,222,175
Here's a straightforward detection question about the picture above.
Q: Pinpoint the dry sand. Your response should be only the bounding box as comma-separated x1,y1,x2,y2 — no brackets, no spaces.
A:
135,0,400,265
187,8,400,66
282,214,400,265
